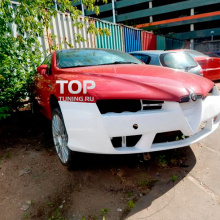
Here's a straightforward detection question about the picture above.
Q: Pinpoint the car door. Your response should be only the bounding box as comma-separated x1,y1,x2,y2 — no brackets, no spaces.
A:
35,54,54,115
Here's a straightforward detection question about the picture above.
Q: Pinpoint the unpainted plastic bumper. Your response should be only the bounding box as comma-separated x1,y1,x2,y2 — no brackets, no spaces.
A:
59,86,220,154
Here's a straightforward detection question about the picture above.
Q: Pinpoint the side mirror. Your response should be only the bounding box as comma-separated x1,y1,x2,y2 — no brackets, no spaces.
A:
37,64,48,75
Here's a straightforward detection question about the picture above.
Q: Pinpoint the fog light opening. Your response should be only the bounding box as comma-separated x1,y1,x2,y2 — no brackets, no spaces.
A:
214,116,218,122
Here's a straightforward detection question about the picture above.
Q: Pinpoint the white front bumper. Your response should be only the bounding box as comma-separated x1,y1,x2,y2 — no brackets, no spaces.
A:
59,87,220,154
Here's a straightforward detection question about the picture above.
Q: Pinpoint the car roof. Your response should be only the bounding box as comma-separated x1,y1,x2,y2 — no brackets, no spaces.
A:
129,50,177,56
170,49,193,52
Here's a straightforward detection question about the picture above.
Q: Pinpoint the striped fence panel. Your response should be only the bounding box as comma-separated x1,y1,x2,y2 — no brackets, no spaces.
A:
10,2,189,59
166,38,184,50
124,26,142,52
156,35,166,50
50,14,96,52
11,2,96,59
94,19,124,51
142,31,157,50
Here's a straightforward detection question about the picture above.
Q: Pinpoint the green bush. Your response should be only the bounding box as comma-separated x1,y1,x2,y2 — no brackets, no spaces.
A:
0,0,108,119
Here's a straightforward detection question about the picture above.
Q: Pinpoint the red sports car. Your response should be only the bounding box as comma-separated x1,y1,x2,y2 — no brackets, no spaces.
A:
175,49,220,81
34,49,220,167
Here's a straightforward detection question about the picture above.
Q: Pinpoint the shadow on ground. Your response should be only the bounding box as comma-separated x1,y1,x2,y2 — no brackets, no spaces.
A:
0,111,196,220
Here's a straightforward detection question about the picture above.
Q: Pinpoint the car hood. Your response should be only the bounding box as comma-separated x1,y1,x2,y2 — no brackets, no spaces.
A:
56,64,214,102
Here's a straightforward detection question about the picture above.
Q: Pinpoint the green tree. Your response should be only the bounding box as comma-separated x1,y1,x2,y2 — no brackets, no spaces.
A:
0,0,109,119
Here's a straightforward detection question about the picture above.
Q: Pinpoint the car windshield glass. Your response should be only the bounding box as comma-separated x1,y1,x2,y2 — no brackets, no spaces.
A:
56,49,142,68
160,52,198,70
186,50,208,58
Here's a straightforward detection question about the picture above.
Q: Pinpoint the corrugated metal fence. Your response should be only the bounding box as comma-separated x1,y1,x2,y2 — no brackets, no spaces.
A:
142,31,156,50
166,38,184,50
123,27,142,52
51,15,96,50
43,14,96,58
95,20,124,51
10,2,186,58
156,35,166,50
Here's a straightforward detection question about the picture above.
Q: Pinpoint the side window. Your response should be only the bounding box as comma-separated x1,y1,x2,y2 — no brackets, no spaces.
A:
149,55,161,66
131,54,151,64
42,54,52,74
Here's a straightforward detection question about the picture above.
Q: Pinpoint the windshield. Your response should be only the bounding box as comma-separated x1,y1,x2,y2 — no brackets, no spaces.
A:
56,49,142,68
185,50,208,58
160,52,198,70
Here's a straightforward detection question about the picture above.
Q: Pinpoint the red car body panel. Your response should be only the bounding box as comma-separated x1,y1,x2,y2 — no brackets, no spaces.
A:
34,52,214,120
194,57,220,81
173,50,220,81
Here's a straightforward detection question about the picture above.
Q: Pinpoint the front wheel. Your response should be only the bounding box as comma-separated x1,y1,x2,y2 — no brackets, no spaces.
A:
52,107,74,168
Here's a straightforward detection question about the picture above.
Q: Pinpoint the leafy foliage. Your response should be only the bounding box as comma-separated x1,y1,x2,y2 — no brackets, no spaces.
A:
101,208,110,220
0,107,10,119
0,0,109,119
127,200,136,209
171,174,178,182
157,154,168,167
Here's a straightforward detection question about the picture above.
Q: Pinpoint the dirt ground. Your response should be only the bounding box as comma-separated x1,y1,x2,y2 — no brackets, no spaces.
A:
0,110,196,220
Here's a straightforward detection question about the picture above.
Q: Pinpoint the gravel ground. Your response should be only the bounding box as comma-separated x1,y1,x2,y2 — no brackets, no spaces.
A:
0,110,191,220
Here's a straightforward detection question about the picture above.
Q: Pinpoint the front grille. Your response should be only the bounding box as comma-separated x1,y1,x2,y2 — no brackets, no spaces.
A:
141,100,163,110
197,95,203,99
111,135,142,148
153,131,184,144
111,137,122,148
180,94,203,103
97,100,141,114
97,100,164,114
180,87,214,103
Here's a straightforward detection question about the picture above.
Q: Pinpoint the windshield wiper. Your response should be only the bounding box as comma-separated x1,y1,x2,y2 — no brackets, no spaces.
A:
100,61,139,65
59,61,139,68
60,65,94,69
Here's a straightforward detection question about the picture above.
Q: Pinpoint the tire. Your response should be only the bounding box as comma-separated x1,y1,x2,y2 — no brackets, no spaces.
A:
51,107,76,169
